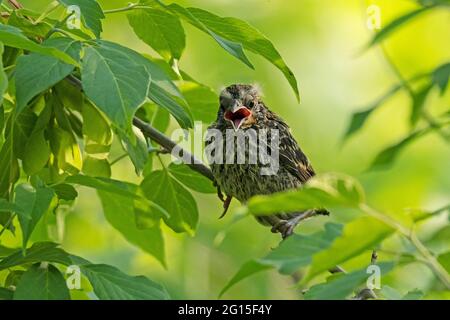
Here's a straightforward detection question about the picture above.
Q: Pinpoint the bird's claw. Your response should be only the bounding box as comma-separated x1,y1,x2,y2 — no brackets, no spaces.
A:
219,195,232,219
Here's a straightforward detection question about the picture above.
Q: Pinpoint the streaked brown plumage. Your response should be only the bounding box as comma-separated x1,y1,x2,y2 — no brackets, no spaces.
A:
206,84,328,238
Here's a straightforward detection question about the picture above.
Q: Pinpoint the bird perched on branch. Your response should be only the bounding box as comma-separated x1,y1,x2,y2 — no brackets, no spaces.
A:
206,84,328,238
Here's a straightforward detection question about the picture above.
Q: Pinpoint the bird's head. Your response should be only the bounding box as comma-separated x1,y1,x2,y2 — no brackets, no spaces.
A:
219,84,260,131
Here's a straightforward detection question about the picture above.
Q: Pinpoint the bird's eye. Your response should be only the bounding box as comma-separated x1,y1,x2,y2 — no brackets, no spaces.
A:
248,101,255,108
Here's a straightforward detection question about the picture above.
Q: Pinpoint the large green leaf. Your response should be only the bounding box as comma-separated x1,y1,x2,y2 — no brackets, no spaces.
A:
97,180,166,266
0,242,72,270
304,262,394,300
58,0,105,38
163,3,299,100
15,37,81,113
127,7,185,61
141,169,198,234
220,223,343,297
15,184,55,250
13,263,70,300
168,163,215,194
73,261,170,300
0,24,78,65
65,174,140,198
81,40,151,135
304,216,394,282
247,173,365,216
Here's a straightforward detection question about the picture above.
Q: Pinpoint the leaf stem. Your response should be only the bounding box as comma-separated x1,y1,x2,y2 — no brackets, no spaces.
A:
110,153,128,166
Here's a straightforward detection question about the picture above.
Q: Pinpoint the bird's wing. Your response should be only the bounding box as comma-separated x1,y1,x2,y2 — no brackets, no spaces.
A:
267,112,315,183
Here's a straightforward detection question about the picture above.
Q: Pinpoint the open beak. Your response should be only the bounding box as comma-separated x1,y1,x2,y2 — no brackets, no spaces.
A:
224,106,252,131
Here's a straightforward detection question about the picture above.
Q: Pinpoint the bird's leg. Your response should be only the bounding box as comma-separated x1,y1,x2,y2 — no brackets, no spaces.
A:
219,195,233,219
272,209,328,239
214,180,225,203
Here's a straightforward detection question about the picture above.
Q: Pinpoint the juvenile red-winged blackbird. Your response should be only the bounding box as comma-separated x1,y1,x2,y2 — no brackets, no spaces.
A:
206,84,328,238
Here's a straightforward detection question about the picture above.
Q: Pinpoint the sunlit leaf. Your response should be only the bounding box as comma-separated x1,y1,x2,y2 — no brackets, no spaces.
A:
247,173,365,216
128,7,185,61
15,37,81,114
82,100,113,154
58,0,105,38
82,156,111,178
168,163,215,194
81,40,151,136
164,3,299,101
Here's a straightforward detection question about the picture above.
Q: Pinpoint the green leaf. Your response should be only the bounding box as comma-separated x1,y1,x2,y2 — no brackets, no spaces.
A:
0,287,13,300
168,163,215,194
247,173,365,216
58,0,105,38
344,84,403,140
0,24,78,65
369,7,433,47
437,251,450,273
7,10,53,38
178,81,218,124
48,126,82,174
402,289,424,300
219,260,272,298
82,156,111,178
138,102,170,133
97,181,166,267
14,263,70,300
304,216,394,282
432,62,450,94
0,242,71,271
127,7,185,61
22,129,51,175
82,100,113,154
15,184,55,250
0,134,19,199
118,129,148,175
75,262,170,300
410,84,432,125
0,43,7,106
51,183,78,201
141,169,198,234
304,262,394,300
65,174,141,199
81,40,151,135
370,129,427,169
15,37,81,113
220,223,343,297
165,4,299,101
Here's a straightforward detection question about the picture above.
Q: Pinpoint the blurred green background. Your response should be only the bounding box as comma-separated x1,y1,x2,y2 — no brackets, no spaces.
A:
5,0,449,299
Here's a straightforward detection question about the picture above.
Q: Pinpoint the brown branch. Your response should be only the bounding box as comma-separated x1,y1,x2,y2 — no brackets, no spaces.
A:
7,0,22,9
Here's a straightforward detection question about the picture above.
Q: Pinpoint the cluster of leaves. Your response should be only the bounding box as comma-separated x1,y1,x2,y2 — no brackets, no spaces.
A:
0,0,301,299
223,173,450,299
344,0,450,169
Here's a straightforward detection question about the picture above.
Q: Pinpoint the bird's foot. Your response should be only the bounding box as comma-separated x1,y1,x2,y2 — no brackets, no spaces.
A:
219,195,232,219
271,209,318,239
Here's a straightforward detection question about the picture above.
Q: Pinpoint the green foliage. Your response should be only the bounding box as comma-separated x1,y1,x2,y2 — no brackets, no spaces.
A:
0,0,448,300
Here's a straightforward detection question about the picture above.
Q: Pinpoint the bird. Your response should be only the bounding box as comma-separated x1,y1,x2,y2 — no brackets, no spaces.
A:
205,84,328,239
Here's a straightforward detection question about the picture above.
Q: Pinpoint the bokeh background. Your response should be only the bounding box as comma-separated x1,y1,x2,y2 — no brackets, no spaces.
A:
8,0,450,299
